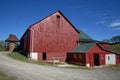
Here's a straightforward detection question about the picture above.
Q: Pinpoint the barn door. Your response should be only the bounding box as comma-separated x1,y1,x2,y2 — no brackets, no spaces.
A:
42,52,46,60
105,54,116,65
94,54,100,66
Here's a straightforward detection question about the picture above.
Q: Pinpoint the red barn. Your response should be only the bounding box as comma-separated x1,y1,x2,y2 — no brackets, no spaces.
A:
20,10,120,67
20,10,79,62
68,43,120,67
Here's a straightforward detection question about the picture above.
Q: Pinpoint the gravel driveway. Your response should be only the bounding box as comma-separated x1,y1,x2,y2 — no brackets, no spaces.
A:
0,52,120,80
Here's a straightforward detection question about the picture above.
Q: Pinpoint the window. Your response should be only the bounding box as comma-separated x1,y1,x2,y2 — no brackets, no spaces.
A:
79,54,82,59
74,54,77,58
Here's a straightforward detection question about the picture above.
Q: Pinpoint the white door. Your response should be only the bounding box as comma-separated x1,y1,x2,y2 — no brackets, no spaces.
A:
105,54,116,65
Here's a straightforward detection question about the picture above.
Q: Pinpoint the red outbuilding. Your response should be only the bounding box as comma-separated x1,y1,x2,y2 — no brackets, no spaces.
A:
68,43,120,67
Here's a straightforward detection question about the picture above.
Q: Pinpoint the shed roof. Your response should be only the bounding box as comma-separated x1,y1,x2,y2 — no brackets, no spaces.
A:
70,43,96,53
5,34,19,42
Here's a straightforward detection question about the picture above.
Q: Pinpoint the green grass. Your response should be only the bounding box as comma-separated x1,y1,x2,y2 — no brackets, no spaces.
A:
7,52,89,69
7,52,28,62
110,43,120,53
0,69,16,80
7,52,54,66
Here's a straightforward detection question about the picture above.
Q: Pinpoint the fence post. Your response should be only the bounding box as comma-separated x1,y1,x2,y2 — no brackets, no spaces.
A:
52,57,55,66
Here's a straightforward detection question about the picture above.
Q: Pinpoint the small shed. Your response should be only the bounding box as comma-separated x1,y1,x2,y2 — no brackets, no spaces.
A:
67,43,120,67
5,34,19,52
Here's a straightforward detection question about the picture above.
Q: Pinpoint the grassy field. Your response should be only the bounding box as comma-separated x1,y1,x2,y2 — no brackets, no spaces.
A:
0,69,16,80
7,52,56,66
110,42,120,53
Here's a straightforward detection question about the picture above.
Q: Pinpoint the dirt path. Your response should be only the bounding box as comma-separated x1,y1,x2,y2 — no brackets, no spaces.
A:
0,52,120,80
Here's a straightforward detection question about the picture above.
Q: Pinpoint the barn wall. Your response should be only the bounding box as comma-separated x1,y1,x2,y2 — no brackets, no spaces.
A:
67,53,86,65
116,54,120,64
20,30,30,53
100,43,110,49
38,52,66,62
29,12,79,61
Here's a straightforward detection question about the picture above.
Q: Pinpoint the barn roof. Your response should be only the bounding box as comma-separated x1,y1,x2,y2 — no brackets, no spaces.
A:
5,34,19,42
79,30,92,40
78,30,109,43
78,30,95,42
70,43,96,53
70,42,120,55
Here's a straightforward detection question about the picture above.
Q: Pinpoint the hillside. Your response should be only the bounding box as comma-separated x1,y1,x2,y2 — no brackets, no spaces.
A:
109,42,120,54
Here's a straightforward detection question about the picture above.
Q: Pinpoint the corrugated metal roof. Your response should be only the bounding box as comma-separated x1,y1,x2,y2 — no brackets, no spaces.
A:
70,43,96,53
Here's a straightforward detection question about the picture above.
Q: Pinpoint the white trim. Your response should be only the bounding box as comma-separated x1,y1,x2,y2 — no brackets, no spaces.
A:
30,52,38,61
86,63,90,67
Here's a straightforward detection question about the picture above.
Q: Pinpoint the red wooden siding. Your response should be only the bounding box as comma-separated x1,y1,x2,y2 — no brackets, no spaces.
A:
86,44,116,67
20,30,30,53
116,54,120,64
20,11,79,61
67,53,86,65
38,52,66,62
31,12,78,53
100,43,110,49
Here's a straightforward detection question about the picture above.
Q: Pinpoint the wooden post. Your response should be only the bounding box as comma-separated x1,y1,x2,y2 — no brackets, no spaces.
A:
52,57,55,66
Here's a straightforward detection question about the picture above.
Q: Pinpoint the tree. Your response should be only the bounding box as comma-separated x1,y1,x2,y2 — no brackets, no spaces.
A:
0,40,6,51
103,35,120,43
111,36,120,43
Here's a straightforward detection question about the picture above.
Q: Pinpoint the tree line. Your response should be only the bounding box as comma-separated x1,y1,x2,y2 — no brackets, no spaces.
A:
0,40,6,51
103,35,120,43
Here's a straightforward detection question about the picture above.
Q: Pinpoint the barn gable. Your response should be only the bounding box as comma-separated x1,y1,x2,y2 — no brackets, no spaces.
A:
29,10,79,35
24,10,79,53
20,10,79,41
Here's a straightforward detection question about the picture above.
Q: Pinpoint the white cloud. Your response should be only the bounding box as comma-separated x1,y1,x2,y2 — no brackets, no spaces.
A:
109,21,120,27
108,21,120,30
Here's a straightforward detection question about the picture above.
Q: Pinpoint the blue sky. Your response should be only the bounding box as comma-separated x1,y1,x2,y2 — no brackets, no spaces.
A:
0,0,120,41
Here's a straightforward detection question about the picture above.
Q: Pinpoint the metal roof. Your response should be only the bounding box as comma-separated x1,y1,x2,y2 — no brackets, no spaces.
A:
70,43,96,53
79,30,93,40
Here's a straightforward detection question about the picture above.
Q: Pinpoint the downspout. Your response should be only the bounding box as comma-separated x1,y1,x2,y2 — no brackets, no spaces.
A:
29,28,34,53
